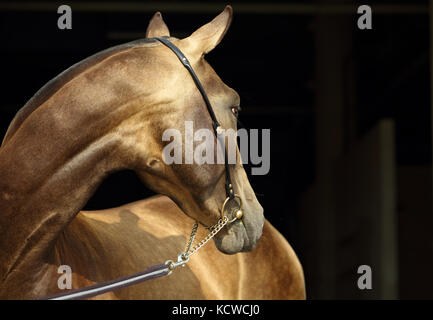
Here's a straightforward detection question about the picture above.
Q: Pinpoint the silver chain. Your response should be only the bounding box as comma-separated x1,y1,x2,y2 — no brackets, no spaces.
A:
183,222,198,254
184,217,229,258
166,216,229,272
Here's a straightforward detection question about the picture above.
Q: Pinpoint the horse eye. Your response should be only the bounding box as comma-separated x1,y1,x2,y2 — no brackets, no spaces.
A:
230,106,240,117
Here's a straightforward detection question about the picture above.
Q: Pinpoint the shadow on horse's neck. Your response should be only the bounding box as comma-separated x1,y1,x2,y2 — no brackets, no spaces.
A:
0,107,140,283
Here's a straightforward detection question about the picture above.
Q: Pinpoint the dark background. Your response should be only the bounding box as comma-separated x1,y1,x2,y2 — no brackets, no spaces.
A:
0,0,431,299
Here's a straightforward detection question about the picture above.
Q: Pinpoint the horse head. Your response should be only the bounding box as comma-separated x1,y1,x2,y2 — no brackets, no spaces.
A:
132,6,264,254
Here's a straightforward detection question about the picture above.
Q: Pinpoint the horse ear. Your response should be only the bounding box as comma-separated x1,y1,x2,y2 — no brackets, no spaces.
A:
179,5,232,59
146,12,170,38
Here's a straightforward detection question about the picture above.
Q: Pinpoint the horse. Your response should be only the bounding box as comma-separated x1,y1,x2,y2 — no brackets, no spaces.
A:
0,6,305,299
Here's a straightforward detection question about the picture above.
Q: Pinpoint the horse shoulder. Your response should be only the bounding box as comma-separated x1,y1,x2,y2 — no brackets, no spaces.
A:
53,197,305,300
239,220,306,299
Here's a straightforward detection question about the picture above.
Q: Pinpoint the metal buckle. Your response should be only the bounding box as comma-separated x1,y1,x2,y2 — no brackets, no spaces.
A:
165,253,190,275
220,194,243,223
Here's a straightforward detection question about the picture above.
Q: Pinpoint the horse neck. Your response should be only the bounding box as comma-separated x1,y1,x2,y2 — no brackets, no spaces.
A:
0,118,122,281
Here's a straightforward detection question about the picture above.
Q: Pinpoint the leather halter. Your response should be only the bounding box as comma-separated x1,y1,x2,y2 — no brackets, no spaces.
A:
154,36,236,203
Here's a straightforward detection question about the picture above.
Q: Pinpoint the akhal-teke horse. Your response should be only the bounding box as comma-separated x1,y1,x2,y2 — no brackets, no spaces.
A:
0,6,305,300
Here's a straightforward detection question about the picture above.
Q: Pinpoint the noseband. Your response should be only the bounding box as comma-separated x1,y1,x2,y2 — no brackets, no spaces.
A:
154,36,242,221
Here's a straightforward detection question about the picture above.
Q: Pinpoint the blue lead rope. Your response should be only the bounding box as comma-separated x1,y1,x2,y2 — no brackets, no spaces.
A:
39,263,169,300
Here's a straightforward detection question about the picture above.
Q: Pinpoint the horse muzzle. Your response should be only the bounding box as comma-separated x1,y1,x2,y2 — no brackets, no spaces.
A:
213,196,264,254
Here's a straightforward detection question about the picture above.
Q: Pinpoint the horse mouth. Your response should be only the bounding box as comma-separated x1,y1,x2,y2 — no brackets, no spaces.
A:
213,215,264,254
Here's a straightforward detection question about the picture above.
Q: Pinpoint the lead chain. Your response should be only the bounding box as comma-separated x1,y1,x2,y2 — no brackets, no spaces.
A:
184,216,229,258
167,216,229,272
183,222,198,254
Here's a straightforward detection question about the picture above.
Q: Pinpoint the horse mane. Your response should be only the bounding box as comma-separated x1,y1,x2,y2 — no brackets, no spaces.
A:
1,38,158,146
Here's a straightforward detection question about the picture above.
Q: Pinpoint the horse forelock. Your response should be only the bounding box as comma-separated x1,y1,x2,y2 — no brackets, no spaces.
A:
1,38,162,147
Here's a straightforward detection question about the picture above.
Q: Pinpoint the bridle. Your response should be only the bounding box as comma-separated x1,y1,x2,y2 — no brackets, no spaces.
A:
155,36,243,222
41,37,243,300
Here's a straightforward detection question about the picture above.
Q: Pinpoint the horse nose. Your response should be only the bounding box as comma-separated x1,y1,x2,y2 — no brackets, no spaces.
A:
241,202,264,251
